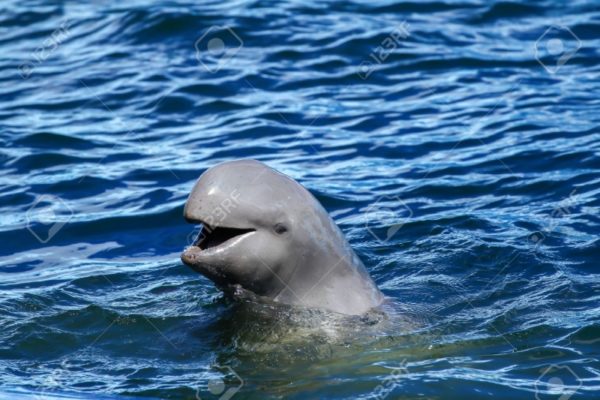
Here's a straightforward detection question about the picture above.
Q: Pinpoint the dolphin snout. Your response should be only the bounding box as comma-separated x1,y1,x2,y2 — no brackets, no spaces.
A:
181,246,201,266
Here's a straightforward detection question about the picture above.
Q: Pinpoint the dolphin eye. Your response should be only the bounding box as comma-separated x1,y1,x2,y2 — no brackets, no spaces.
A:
274,223,288,235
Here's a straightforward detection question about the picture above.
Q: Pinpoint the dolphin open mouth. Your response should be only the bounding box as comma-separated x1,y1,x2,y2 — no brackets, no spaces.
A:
192,223,255,251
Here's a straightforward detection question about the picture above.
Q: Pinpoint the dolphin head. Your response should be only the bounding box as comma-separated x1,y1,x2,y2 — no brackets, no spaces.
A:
181,160,315,297
181,159,384,315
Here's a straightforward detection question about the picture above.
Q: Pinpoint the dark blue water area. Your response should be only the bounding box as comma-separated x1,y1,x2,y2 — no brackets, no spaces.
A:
1,0,599,398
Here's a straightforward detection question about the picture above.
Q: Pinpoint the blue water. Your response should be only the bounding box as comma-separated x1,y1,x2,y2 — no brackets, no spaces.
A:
1,0,599,399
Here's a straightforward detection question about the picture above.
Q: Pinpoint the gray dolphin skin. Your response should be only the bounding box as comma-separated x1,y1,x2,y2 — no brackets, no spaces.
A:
181,160,384,315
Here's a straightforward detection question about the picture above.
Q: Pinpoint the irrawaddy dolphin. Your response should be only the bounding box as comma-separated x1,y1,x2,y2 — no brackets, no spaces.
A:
181,159,384,315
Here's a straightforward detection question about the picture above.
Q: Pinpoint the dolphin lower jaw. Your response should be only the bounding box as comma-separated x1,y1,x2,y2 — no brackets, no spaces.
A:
180,247,228,284
181,237,283,296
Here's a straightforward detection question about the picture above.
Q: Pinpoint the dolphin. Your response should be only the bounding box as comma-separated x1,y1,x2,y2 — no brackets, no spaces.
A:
181,160,384,315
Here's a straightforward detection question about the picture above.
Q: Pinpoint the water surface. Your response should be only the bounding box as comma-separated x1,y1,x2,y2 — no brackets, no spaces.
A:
1,0,599,399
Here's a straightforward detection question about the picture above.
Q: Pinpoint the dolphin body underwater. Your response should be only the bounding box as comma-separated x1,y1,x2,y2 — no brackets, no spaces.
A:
181,159,384,316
